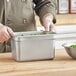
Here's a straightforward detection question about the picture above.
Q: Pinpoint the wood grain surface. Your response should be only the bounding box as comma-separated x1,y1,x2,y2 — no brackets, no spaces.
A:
0,49,76,76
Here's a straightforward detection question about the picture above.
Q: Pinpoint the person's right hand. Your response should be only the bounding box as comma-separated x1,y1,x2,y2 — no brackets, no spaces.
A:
0,23,14,43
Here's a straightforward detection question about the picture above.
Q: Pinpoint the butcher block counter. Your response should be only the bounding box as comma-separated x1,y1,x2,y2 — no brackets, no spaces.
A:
0,49,76,76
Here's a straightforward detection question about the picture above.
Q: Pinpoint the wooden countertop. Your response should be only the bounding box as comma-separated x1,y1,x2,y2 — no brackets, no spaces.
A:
0,49,76,76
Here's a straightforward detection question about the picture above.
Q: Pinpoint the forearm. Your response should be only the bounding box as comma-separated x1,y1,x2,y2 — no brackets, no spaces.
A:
33,0,57,24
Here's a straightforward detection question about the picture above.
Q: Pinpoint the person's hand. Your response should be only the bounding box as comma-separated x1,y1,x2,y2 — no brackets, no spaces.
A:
42,13,55,31
0,23,14,43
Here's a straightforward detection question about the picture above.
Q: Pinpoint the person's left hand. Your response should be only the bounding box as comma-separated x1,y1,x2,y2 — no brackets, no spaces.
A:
42,13,55,31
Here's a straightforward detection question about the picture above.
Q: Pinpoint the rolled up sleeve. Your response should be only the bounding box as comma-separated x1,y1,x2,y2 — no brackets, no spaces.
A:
33,0,57,24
